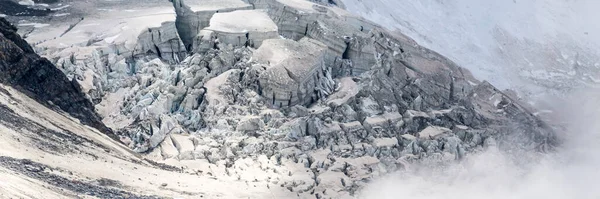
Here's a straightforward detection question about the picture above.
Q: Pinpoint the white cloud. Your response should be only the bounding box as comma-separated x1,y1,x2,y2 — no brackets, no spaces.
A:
357,89,600,199
341,1,600,197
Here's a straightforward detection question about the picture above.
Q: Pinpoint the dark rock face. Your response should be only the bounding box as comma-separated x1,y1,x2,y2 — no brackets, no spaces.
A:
0,1,54,17
0,18,114,139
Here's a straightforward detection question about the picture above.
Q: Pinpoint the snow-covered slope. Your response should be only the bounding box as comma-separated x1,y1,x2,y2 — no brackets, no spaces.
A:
1,0,589,198
340,1,600,198
0,83,298,198
341,0,600,100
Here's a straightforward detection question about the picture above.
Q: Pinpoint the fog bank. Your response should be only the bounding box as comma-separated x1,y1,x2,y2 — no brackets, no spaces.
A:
359,90,600,199
341,1,600,198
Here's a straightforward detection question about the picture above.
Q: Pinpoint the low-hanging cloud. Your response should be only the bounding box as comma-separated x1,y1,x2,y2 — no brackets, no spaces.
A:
358,90,600,199
339,0,600,198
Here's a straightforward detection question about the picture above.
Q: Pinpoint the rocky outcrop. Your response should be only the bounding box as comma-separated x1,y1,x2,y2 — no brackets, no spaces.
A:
0,18,113,137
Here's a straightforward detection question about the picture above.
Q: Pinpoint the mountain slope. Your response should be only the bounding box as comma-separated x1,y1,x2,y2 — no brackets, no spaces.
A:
0,18,112,137
0,83,299,198
341,0,600,101
0,0,560,198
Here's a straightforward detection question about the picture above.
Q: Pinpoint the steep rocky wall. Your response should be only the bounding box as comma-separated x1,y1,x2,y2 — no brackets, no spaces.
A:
0,18,114,138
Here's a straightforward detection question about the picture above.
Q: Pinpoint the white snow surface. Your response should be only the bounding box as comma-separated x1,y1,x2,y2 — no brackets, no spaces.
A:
186,0,250,12
341,0,600,99
18,0,35,6
26,7,175,49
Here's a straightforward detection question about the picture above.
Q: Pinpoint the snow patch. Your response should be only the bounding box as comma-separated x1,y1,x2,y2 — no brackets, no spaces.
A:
18,0,34,6
18,23,50,28
103,34,121,44
50,5,70,11
53,13,71,17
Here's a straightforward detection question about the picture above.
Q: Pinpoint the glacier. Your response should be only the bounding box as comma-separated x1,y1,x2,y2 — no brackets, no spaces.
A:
0,0,598,198
339,0,600,198
341,0,600,101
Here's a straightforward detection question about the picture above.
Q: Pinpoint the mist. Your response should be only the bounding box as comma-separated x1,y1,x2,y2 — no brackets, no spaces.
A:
340,0,600,198
358,90,600,199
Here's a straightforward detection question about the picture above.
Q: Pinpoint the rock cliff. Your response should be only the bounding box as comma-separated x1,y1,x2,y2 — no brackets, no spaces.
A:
0,18,113,137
